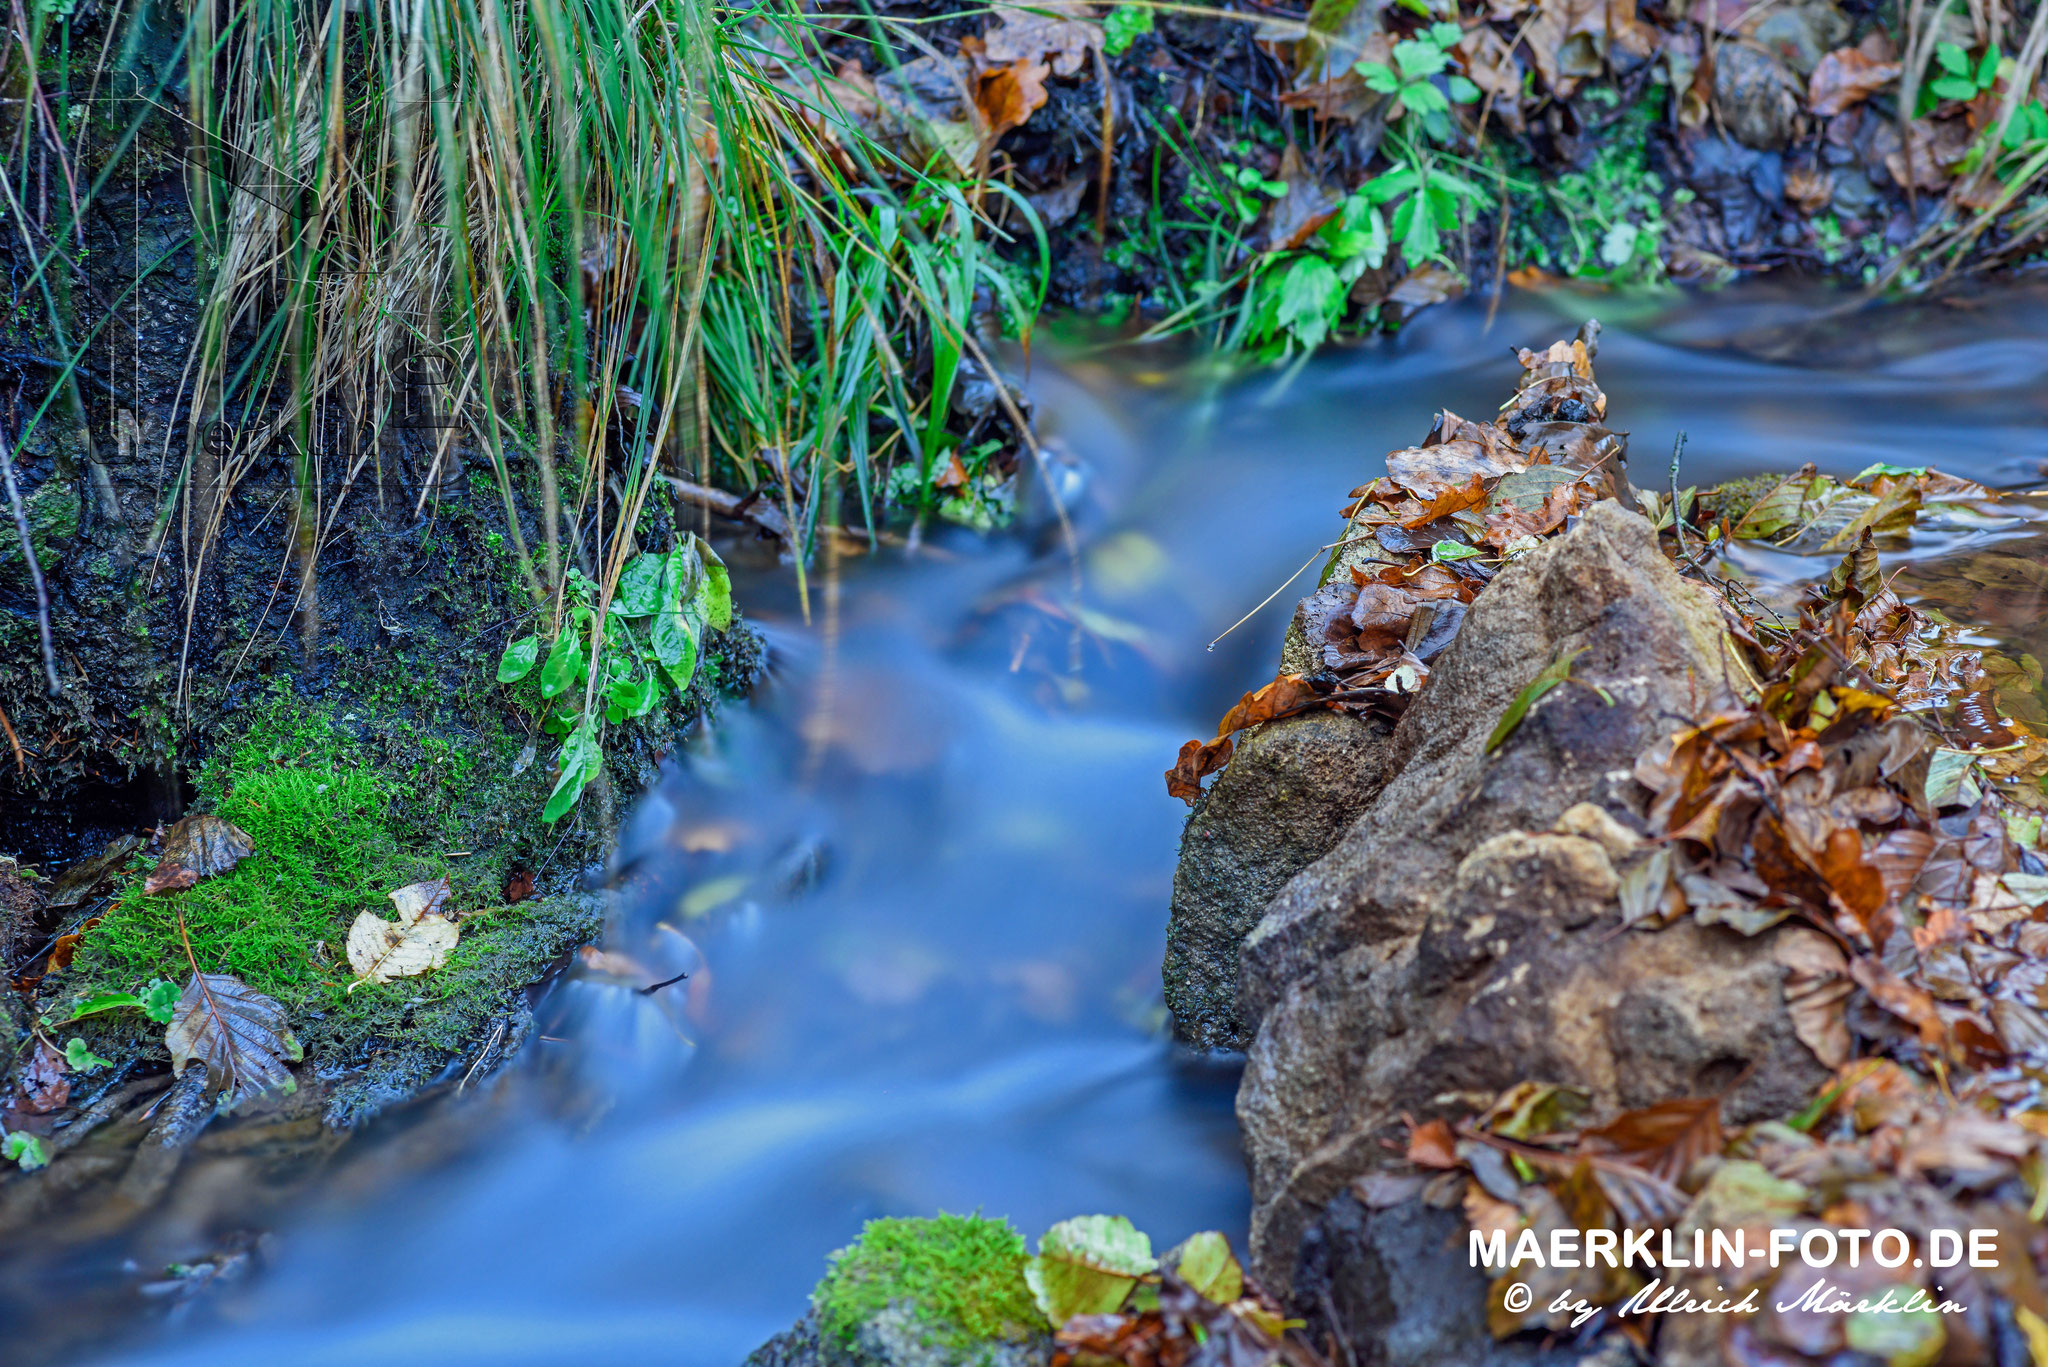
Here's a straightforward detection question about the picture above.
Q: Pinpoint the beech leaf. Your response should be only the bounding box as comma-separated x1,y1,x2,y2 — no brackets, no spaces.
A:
144,814,255,894
1025,1215,1156,1327
165,971,295,1095
1164,1231,1243,1304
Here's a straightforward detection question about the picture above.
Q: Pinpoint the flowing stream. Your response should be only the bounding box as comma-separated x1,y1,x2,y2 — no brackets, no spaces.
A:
20,283,2048,1366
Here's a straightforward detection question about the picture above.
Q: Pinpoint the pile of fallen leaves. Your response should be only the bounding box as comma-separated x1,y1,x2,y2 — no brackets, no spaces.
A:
1170,320,1627,799
1401,560,2048,1356
1027,1218,1324,1367
1177,325,2048,1360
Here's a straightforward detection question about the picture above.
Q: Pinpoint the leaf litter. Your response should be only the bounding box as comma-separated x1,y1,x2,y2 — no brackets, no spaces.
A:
1173,323,2048,1361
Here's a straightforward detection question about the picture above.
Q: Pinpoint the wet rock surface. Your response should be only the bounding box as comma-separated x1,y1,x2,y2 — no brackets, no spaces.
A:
1170,502,1833,1363
1165,711,1395,1051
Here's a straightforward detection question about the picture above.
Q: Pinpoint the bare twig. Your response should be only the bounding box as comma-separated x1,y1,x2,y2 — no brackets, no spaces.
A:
0,421,61,694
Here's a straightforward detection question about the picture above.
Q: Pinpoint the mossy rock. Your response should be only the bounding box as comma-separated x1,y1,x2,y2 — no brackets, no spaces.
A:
751,1216,1051,1367
42,685,614,1124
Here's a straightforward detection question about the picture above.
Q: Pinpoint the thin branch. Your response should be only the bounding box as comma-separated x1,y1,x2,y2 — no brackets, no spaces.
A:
0,421,61,694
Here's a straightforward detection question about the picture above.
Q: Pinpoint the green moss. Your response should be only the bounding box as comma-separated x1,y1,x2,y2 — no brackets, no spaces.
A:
55,684,603,1119
814,1215,1043,1354
80,762,401,1019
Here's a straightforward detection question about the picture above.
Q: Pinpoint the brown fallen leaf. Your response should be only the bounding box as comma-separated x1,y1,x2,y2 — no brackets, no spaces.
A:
975,58,1050,140
46,915,103,973
1849,955,1947,1050
1407,1117,1461,1169
1400,474,1489,529
1385,440,1526,498
504,869,536,904
347,878,461,987
1884,117,1972,192
1817,827,1887,930
44,833,143,907
1775,933,1854,1068
166,971,296,1095
1579,1097,1723,1185
144,815,255,895
1482,480,1587,549
980,0,1100,76
1807,45,1899,117
15,1038,69,1115
1259,144,1341,253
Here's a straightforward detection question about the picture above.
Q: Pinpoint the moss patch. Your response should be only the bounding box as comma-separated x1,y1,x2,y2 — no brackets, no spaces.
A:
52,684,605,1121
814,1215,1043,1354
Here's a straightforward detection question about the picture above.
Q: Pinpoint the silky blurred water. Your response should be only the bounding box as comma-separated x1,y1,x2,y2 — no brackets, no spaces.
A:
22,282,2048,1367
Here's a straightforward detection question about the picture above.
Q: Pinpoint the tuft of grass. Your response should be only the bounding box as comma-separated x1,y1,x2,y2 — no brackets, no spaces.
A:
814,1214,1043,1353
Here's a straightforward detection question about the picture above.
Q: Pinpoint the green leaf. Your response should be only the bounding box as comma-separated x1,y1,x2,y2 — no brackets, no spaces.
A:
1934,42,1968,76
653,603,702,689
1364,163,1419,203
3,1132,49,1171
64,1038,113,1071
543,716,603,824
1486,647,1588,753
662,543,703,613
1447,74,1481,103
1844,1290,1946,1367
539,629,587,700
1600,221,1640,267
607,672,661,722
143,979,179,1024
50,990,143,1024
1424,181,1461,229
496,634,541,683
615,553,666,617
1924,748,1979,807
1271,256,1341,351
1392,39,1449,80
1396,193,1440,267
1848,462,1928,484
1165,1232,1243,1304
1358,60,1403,93
1427,20,1462,46
691,551,733,633
1103,5,1153,56
1400,80,1451,116
1024,1216,1157,1327
1929,75,1978,101
1430,538,1483,562
1975,46,1997,86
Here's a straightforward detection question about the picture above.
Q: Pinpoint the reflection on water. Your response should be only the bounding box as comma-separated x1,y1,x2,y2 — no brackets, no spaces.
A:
22,284,2048,1367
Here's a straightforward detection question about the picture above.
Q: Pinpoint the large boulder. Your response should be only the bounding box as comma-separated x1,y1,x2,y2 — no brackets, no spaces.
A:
1173,502,1834,1364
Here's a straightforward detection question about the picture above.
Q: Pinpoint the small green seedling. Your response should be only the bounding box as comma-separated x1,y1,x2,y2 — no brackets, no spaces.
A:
1357,23,1479,141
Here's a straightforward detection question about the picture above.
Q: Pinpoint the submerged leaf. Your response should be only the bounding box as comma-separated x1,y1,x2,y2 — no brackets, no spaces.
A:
144,815,255,895
1025,1215,1156,1326
165,972,294,1095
